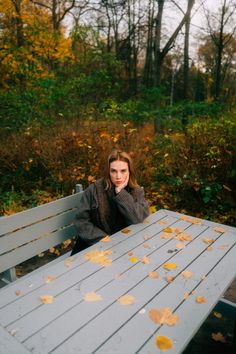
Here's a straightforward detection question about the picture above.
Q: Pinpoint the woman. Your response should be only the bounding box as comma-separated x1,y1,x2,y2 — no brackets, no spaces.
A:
71,150,149,255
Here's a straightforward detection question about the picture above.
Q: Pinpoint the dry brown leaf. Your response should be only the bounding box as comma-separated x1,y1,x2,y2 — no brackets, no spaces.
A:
176,243,186,249
161,232,174,240
165,275,174,283
156,335,173,350
64,259,73,268
213,311,222,319
211,332,226,343
118,294,135,305
149,271,159,279
121,228,131,234
149,308,179,326
207,246,213,251
202,238,214,244
39,295,54,304
196,296,207,303
15,290,22,296
141,256,150,264
183,292,189,300
191,218,202,225
84,292,102,302
45,275,56,283
158,220,168,225
62,239,72,249
128,251,134,256
143,235,150,240
181,271,193,279
214,227,226,233
143,243,151,249
100,235,111,243
84,249,112,267
163,263,177,270
175,233,192,241
174,228,184,234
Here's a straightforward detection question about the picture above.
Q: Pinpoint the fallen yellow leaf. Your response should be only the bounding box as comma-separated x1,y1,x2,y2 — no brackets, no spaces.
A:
156,335,173,350
181,271,193,279
100,235,111,243
213,311,222,319
211,332,226,343
176,243,186,249
163,227,174,233
214,227,226,233
141,256,150,264
196,296,207,303
165,275,174,283
118,294,135,305
121,228,131,234
149,308,179,326
202,238,214,244
45,275,56,283
163,263,177,270
39,295,54,304
84,249,112,267
84,292,102,302
15,290,22,296
149,271,159,279
129,256,138,263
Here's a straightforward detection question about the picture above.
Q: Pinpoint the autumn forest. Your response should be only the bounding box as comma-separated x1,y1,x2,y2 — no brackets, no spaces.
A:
0,0,235,227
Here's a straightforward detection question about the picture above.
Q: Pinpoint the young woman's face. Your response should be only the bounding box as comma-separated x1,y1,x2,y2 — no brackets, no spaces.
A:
109,160,129,187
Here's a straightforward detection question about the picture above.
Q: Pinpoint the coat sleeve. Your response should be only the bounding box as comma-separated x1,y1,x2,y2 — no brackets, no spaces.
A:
73,186,107,245
113,187,150,224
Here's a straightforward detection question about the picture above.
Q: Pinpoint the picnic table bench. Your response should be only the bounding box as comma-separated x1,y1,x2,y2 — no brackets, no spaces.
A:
0,197,236,353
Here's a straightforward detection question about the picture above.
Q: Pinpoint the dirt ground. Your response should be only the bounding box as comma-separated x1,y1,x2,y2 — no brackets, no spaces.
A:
14,251,236,354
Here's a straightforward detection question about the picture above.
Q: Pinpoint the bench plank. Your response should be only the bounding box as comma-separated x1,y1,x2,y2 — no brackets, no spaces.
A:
0,325,31,354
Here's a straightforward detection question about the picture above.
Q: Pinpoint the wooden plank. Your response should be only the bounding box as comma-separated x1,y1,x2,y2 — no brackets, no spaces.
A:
0,225,77,274
0,192,83,236
0,325,31,354
0,209,77,256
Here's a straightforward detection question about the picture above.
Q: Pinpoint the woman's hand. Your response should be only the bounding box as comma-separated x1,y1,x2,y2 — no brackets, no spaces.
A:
115,173,129,194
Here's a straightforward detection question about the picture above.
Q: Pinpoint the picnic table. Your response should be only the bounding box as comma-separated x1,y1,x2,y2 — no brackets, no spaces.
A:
0,209,235,354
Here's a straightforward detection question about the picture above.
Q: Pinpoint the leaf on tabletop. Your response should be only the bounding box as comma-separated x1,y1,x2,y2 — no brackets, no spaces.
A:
15,290,22,296
181,271,193,279
163,263,177,270
174,228,184,234
149,271,159,279
176,243,186,249
84,249,112,267
128,251,134,256
161,232,174,240
149,308,179,326
207,246,213,251
143,243,151,249
158,220,168,225
121,228,131,234
62,239,72,249
141,256,150,264
84,292,102,302
165,275,174,283
143,235,150,240
39,295,54,304
202,238,214,244
190,218,202,225
180,215,191,221
175,233,192,241
118,294,135,305
100,235,111,243
214,227,226,233
218,245,228,250
45,275,56,283
196,296,206,303
129,256,138,263
64,259,73,268
155,335,173,350
183,292,189,300
213,311,222,319
211,332,226,343
163,227,174,233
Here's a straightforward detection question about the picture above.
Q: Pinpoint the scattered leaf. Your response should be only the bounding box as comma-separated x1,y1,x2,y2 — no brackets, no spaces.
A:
149,271,159,279
84,249,112,267
211,332,226,343
84,292,102,302
163,227,174,233
143,235,150,240
49,247,55,253
158,220,168,225
176,243,186,249
156,335,173,350
129,256,138,263
181,271,193,279
207,246,213,251
143,243,151,249
202,238,214,244
175,233,192,241
39,295,54,304
45,275,56,283
191,218,202,225
64,259,73,268
213,311,222,319
100,235,111,243
141,256,150,264
118,294,135,305
218,245,228,250
165,275,174,283
62,239,72,249
163,263,177,270
15,290,22,296
161,232,174,240
121,228,131,234
183,292,189,300
128,251,134,256
196,296,206,303
174,228,184,234
149,308,179,326
38,252,45,258
214,227,226,233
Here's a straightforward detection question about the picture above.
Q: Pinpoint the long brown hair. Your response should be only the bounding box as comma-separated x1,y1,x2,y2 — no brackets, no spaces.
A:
104,150,138,190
